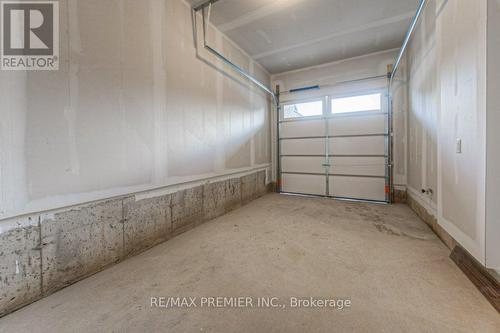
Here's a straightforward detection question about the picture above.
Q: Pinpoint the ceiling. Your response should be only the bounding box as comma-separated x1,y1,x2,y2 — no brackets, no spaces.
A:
190,0,419,74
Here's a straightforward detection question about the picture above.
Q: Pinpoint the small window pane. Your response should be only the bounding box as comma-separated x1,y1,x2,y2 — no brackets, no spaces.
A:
284,101,323,119
331,93,381,114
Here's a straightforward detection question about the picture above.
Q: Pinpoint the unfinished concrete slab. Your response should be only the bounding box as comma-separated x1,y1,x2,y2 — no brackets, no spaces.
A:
1,194,498,332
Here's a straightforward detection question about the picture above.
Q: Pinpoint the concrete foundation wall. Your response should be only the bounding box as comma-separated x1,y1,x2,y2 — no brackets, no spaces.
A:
0,169,269,317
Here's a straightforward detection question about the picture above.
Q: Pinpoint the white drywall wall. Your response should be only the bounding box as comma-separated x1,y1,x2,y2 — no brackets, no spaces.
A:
272,49,396,93
486,0,500,270
391,56,409,190
405,0,488,264
406,0,439,211
437,0,487,260
0,0,272,220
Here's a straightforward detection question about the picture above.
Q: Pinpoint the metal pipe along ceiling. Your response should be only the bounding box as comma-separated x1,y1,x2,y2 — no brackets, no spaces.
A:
193,0,428,97
193,0,221,12
386,0,428,202
282,75,387,95
193,2,277,103
192,0,280,192
390,0,429,83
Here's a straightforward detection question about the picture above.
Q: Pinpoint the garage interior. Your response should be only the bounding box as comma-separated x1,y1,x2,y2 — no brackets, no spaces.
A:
0,0,499,332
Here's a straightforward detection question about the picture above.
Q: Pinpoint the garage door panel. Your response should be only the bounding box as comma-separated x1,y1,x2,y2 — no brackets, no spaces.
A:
329,136,386,156
281,138,325,155
281,119,326,138
329,176,386,201
282,174,326,196
279,93,387,202
281,157,325,174
328,114,387,136
330,157,386,177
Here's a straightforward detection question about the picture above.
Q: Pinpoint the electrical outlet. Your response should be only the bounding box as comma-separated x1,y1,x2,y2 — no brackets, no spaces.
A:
456,138,462,154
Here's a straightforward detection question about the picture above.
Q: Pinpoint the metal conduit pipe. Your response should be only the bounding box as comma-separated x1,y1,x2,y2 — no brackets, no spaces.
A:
387,0,429,202
193,1,277,103
282,75,387,94
204,44,277,100
195,0,428,96
193,0,221,13
390,0,429,83
192,0,281,190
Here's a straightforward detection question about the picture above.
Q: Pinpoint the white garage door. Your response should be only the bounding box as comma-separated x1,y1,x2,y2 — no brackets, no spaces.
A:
279,92,389,202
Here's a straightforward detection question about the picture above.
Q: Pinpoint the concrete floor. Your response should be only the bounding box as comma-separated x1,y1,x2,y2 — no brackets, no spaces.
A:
1,194,499,333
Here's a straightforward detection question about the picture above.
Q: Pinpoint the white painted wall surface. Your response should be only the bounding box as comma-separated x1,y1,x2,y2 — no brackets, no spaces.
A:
437,0,487,262
485,0,500,270
391,56,409,190
0,0,272,220
272,50,396,95
405,0,488,264
406,0,438,212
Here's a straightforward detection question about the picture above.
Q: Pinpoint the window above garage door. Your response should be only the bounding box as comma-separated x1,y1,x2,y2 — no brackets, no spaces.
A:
283,100,323,119
331,93,382,114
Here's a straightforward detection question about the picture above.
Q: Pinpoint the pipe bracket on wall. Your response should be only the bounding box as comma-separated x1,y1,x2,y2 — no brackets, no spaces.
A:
193,0,221,12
